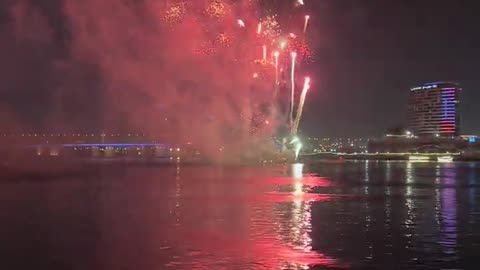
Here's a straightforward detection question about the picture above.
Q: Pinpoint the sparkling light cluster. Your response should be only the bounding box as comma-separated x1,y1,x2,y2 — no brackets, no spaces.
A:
206,0,226,18
164,2,186,25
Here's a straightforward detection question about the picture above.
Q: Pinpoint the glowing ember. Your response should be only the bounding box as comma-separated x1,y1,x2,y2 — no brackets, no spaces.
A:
237,19,245,27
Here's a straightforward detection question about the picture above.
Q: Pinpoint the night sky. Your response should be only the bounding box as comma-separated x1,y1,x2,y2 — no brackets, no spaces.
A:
0,0,479,137
301,0,480,136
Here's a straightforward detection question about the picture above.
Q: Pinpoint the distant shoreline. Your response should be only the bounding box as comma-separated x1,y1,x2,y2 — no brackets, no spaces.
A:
303,153,480,162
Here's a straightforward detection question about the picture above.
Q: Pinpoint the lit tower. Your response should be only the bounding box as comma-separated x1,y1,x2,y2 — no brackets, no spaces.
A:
407,82,461,137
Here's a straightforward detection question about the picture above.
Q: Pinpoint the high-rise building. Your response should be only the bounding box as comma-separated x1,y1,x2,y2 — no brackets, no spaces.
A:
407,82,461,137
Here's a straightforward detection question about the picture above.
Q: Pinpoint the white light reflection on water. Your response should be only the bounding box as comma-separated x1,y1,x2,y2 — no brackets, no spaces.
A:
435,164,442,228
404,162,416,248
292,163,304,180
363,160,373,259
363,160,370,195
385,161,392,227
385,161,392,196
174,164,182,225
291,163,312,250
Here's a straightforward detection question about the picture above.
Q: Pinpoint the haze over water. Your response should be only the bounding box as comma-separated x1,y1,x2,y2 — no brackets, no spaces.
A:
1,161,480,269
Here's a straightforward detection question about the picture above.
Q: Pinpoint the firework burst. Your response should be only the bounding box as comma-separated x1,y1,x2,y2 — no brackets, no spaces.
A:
206,0,226,18
164,2,187,25
216,32,232,47
160,0,315,139
260,15,281,41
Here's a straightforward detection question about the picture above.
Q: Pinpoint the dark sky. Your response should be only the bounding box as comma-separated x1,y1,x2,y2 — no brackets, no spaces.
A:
300,0,480,136
0,0,479,137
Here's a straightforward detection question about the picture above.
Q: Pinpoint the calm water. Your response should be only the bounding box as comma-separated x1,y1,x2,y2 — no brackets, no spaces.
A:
1,161,480,269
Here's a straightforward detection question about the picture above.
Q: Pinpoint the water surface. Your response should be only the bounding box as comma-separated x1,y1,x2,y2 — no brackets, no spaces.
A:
1,161,480,269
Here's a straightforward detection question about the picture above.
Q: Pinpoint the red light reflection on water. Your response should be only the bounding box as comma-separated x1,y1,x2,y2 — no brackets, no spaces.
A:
265,176,334,188
263,191,334,203
163,164,348,269
171,229,344,269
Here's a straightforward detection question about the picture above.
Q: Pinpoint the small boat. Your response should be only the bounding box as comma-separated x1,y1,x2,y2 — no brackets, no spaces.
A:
437,156,454,163
408,155,430,162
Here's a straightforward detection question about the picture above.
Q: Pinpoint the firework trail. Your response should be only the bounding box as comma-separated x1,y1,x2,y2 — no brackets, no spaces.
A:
290,52,297,128
273,51,280,98
303,15,310,36
262,45,267,62
292,77,311,135
257,22,262,34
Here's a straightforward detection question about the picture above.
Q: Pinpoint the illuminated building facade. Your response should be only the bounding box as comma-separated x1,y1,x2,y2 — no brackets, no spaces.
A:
407,82,461,137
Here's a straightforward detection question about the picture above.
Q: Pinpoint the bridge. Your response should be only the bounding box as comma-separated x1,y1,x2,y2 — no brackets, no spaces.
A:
17,142,187,158
29,143,172,148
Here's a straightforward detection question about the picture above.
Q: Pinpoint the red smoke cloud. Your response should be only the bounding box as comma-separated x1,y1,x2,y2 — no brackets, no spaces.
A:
62,0,278,160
